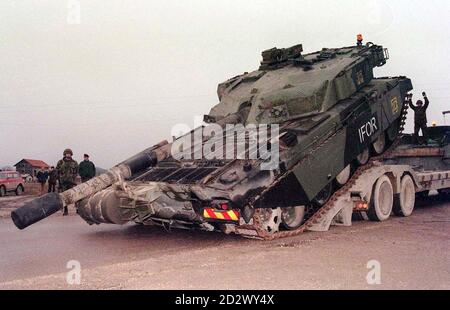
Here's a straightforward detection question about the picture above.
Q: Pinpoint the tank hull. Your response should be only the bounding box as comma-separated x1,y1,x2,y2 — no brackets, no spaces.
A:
75,76,412,230
11,42,415,238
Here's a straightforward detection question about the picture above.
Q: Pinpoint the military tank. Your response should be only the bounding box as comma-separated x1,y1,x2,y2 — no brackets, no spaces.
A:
12,41,413,238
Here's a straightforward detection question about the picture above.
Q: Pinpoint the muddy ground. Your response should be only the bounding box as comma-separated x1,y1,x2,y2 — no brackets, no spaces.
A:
0,194,448,290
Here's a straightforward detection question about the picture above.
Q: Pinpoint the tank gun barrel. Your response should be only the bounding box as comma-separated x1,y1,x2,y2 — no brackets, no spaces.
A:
11,141,171,230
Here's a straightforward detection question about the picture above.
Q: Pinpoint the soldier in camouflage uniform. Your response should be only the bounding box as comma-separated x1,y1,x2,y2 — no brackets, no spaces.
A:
56,148,79,215
408,92,430,145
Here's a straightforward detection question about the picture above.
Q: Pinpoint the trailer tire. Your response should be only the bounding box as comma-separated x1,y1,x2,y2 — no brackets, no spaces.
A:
393,175,415,217
368,175,393,222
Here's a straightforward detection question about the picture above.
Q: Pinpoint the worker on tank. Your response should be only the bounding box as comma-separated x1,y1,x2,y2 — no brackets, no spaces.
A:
357,34,363,46
407,92,430,145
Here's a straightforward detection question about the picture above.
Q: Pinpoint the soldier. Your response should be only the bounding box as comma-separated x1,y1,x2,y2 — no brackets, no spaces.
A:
78,154,96,182
408,92,430,144
356,34,363,46
47,166,58,193
36,168,48,196
56,149,79,215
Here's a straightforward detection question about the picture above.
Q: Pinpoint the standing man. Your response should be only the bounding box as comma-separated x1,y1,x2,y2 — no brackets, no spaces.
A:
47,166,58,193
407,92,430,144
56,149,79,215
78,154,96,182
36,168,48,195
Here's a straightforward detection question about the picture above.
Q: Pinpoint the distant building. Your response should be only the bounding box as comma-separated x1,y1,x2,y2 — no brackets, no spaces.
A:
0,166,16,172
14,159,50,176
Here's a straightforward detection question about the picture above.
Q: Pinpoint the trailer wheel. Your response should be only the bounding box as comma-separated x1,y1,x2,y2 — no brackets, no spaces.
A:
281,206,305,230
393,175,415,217
368,175,393,222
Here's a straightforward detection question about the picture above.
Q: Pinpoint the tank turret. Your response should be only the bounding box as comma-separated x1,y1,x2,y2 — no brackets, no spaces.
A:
211,43,391,126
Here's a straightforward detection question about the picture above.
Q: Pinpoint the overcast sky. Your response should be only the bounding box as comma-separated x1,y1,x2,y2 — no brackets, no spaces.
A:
0,0,449,168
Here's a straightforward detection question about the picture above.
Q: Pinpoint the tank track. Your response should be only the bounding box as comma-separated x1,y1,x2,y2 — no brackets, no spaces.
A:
236,102,409,240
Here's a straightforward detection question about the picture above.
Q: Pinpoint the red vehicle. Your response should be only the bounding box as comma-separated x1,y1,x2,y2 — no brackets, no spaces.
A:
0,171,24,197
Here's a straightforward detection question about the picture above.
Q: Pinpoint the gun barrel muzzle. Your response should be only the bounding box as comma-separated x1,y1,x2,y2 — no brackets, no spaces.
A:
11,193,63,230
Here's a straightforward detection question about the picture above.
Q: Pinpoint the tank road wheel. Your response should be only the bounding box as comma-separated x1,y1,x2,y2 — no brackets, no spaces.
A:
368,175,393,222
336,165,351,187
281,206,305,230
356,148,370,166
393,175,416,217
312,182,333,207
372,132,386,155
261,208,282,234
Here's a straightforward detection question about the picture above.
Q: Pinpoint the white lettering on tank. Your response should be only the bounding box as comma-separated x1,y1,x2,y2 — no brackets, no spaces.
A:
358,117,379,143
371,117,378,131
